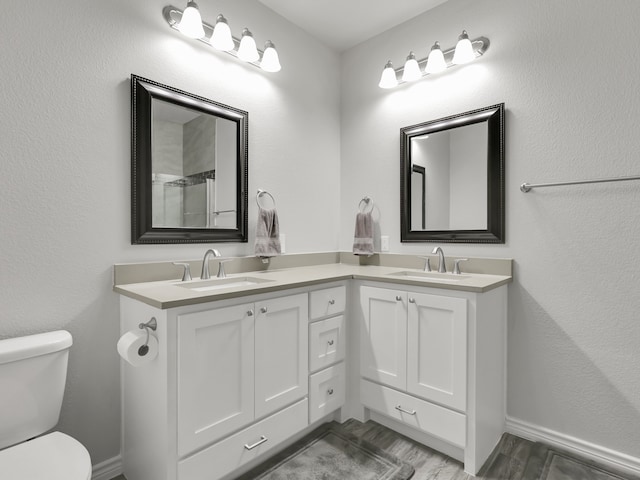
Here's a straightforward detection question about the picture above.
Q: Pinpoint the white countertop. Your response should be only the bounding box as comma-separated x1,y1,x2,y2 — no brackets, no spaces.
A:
114,263,512,309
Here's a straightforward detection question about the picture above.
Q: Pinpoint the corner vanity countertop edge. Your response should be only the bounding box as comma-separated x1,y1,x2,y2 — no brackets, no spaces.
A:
113,263,512,309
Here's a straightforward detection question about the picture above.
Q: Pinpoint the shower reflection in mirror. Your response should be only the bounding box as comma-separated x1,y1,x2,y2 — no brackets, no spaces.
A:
151,99,237,229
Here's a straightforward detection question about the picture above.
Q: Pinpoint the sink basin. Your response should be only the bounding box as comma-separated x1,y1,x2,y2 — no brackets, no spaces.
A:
177,276,273,292
387,271,470,283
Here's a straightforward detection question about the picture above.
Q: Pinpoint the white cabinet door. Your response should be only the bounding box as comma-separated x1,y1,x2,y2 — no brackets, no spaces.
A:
255,293,309,419
360,286,407,390
177,303,255,455
407,292,467,411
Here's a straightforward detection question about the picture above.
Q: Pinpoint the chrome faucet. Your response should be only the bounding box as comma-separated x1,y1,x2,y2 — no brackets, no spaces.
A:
200,249,221,280
432,246,446,273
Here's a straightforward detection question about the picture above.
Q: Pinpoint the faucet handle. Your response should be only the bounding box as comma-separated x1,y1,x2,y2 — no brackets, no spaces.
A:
173,262,192,282
417,256,432,272
453,258,468,275
216,258,233,278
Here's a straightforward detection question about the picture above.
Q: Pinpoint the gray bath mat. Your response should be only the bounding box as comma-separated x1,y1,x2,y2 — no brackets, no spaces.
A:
236,422,414,480
522,443,638,480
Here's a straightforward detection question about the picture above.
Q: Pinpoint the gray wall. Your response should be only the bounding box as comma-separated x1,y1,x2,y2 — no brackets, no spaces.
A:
341,0,640,461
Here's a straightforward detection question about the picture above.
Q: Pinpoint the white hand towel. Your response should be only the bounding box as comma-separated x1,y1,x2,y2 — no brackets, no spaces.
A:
352,211,374,255
255,207,281,257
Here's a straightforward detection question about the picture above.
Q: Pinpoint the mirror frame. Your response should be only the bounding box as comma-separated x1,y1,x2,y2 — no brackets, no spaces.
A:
400,103,505,244
131,74,248,244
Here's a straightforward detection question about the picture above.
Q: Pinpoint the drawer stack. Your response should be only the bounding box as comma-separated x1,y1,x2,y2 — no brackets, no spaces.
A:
308,285,347,423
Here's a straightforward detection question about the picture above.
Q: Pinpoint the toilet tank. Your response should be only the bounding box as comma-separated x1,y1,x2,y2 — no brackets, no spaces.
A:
0,330,73,450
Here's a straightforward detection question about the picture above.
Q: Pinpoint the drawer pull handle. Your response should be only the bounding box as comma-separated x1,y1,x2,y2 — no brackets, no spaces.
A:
328,340,334,346
409,298,416,304
247,310,254,316
395,405,417,415
260,307,268,314
329,299,336,305
395,295,402,301
244,435,268,450
327,388,334,395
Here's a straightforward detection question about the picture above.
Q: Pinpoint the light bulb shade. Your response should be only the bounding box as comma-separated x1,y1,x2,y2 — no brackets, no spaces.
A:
211,14,235,51
177,1,205,38
425,42,447,74
452,30,475,64
378,61,398,89
402,52,421,82
261,41,281,72
238,28,259,62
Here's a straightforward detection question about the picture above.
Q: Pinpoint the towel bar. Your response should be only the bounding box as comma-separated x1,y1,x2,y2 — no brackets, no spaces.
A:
520,175,640,192
256,189,276,209
359,196,374,213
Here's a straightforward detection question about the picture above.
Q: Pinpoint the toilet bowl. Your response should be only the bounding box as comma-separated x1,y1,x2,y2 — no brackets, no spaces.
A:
0,330,92,479
0,431,91,480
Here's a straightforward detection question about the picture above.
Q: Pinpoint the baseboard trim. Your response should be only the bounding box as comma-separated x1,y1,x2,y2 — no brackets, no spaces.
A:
92,455,123,480
506,416,640,477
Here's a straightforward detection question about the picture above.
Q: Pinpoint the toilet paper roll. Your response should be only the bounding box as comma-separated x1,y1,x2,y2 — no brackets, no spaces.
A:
117,330,158,366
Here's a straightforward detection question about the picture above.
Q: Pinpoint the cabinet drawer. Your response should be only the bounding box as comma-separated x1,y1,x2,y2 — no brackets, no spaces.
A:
360,379,465,448
178,399,308,480
309,363,346,423
309,315,345,372
309,285,346,320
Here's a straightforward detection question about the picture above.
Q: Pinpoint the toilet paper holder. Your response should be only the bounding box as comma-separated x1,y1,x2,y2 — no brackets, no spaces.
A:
138,317,157,356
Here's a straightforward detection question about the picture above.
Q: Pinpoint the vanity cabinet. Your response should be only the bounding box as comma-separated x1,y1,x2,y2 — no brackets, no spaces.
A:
358,283,506,475
360,287,466,411
119,272,507,480
177,294,308,456
120,290,311,480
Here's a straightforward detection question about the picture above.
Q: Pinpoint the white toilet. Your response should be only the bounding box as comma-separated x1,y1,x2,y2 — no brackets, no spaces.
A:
0,330,92,479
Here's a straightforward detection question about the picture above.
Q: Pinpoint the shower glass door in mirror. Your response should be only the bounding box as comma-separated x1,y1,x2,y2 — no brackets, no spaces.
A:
151,99,237,230
410,122,488,231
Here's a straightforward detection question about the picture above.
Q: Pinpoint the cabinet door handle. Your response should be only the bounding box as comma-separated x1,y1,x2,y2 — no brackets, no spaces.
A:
260,307,268,314
395,405,417,415
408,298,416,303
395,295,402,301
329,299,336,305
244,435,268,450
327,340,334,346
327,388,334,395
247,310,254,316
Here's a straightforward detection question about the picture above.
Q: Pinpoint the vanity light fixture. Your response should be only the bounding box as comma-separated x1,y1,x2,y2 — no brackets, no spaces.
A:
210,14,235,51
378,61,398,89
425,42,446,74
452,30,475,64
378,30,489,89
238,28,260,62
163,3,282,73
177,1,205,38
260,41,282,72
401,52,422,82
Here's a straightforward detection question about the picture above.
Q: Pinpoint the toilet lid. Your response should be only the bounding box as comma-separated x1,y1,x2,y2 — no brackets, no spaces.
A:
0,431,91,480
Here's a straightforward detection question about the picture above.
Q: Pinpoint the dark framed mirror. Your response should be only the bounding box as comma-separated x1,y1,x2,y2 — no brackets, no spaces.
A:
131,75,248,244
400,103,504,243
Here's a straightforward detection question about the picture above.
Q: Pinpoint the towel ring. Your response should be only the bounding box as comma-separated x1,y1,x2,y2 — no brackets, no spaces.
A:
256,189,276,209
359,196,374,214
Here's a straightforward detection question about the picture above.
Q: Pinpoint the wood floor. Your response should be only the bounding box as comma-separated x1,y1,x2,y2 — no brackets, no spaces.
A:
110,419,639,480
